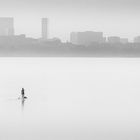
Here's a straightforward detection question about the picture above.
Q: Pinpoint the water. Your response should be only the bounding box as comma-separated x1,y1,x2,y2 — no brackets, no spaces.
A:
0,58,140,140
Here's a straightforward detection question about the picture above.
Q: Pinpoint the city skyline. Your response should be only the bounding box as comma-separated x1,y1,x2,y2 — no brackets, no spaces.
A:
1,1,140,140
0,0,140,42
0,17,140,57
1,17,140,43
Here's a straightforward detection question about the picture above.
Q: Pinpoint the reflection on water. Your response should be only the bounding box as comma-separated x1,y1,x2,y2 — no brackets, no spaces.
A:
0,58,140,140
21,98,25,111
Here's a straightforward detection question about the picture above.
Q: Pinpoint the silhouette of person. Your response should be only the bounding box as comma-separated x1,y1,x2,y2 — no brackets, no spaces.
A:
21,88,25,99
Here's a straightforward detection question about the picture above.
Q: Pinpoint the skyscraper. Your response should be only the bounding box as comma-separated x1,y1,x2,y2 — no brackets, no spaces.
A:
0,17,14,36
42,18,48,40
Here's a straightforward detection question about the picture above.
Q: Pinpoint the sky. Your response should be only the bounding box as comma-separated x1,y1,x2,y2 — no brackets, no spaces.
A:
0,0,140,41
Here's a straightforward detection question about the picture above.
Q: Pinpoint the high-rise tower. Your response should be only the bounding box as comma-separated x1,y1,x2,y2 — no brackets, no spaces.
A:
42,18,48,40
0,17,14,36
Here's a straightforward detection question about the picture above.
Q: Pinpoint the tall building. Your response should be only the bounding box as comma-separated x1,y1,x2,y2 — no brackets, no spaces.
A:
70,31,104,46
42,18,48,40
0,17,14,36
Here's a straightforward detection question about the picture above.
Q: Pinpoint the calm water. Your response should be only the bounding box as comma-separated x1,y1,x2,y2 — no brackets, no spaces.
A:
0,58,140,140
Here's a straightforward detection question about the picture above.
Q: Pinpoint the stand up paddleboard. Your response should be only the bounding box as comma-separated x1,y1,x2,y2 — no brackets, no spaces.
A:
18,96,27,100
19,88,27,100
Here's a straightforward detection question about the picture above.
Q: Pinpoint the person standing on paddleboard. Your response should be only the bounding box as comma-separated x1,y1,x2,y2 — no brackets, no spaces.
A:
21,88,25,99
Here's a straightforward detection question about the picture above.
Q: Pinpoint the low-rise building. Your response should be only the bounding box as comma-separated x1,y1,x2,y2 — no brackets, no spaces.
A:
134,36,140,43
70,31,104,46
108,36,121,43
120,38,129,44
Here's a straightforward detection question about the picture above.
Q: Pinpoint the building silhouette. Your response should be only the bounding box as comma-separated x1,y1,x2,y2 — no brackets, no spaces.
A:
108,36,121,43
0,17,14,36
134,36,140,43
70,32,78,45
70,31,104,46
120,38,128,44
42,18,48,40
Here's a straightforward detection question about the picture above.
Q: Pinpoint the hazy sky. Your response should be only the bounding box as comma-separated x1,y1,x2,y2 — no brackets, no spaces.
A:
0,0,140,41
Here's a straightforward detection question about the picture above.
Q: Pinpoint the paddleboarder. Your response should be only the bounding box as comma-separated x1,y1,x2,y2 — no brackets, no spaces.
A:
21,88,25,99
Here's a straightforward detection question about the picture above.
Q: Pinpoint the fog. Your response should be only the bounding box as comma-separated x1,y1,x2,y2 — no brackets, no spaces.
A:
0,0,140,41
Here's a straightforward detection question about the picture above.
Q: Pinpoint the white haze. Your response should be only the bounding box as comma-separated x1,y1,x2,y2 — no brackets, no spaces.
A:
0,0,140,41
0,58,140,140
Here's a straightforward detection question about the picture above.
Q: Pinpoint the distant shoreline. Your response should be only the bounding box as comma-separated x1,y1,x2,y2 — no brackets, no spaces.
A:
0,41,140,57
0,54,140,57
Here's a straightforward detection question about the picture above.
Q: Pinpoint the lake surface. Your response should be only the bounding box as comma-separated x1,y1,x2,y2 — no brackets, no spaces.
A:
0,58,140,140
